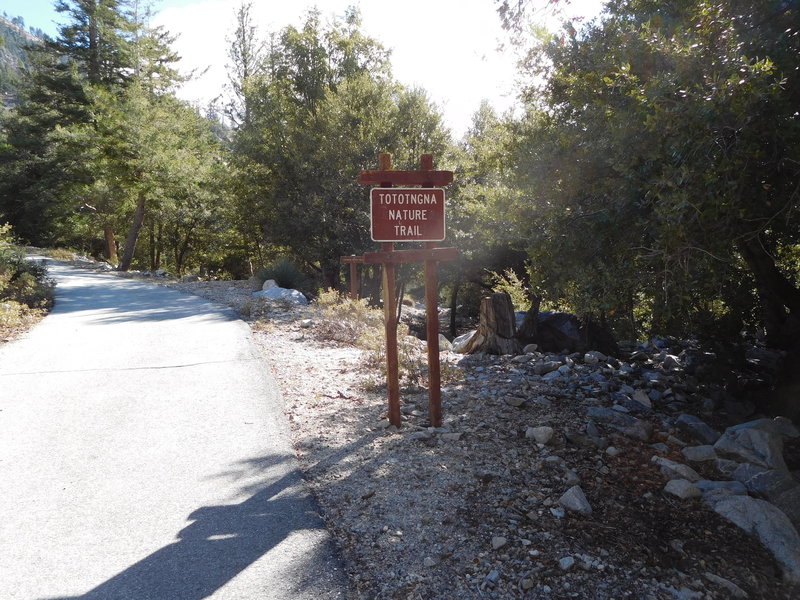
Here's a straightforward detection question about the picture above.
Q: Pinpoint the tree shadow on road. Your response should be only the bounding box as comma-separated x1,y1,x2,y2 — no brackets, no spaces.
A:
53,282,238,324
45,454,349,600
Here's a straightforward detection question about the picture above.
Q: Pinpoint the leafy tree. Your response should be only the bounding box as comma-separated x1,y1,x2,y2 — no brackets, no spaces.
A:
0,43,95,247
0,0,139,254
228,7,451,287
510,0,800,347
52,0,137,86
225,1,264,129
443,101,526,333
0,0,223,276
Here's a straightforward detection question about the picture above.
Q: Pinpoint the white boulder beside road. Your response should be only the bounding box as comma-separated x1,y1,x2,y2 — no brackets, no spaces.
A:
252,279,308,305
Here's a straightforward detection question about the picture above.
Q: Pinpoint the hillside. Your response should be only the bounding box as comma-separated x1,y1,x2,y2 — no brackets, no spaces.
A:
0,15,43,103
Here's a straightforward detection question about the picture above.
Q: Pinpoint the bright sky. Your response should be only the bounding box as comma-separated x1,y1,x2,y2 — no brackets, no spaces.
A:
3,0,604,138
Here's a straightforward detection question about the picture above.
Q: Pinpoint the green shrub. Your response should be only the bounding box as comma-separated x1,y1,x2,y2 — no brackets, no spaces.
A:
314,289,383,344
313,289,428,387
490,267,530,312
0,224,55,329
255,257,310,292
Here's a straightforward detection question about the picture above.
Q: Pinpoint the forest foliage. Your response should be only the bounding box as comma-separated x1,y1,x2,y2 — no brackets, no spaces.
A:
0,0,798,352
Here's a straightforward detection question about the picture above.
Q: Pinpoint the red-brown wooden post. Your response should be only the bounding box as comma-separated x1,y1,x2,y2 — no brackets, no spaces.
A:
378,153,402,428
420,154,443,427
349,261,359,299
340,255,363,300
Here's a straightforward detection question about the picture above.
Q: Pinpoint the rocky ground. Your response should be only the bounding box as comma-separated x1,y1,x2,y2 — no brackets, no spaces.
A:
156,276,800,600
12,262,800,600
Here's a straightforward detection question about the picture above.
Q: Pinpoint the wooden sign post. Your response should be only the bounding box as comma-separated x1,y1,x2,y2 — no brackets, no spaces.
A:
359,153,456,428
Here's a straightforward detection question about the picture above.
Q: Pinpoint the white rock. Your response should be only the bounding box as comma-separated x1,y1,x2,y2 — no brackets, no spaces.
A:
526,426,555,445
584,350,607,364
252,286,308,305
452,330,476,353
632,389,652,409
664,479,701,499
558,485,592,515
534,361,561,375
491,536,507,550
651,456,702,482
714,426,787,471
703,572,748,598
695,480,748,497
728,417,798,439
682,445,717,462
559,556,576,571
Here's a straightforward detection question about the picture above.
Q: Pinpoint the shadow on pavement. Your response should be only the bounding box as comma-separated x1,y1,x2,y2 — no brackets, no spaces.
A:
45,455,347,600
46,264,238,324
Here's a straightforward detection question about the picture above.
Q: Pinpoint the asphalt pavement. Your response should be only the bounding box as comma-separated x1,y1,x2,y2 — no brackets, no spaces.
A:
0,259,349,600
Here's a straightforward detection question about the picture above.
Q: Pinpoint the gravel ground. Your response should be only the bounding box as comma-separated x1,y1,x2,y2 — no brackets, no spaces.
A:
158,277,799,600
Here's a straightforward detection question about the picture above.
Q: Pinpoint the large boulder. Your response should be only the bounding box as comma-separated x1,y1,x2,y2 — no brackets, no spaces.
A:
705,494,800,584
524,311,619,356
714,422,788,471
252,286,308,305
732,464,800,529
676,414,721,445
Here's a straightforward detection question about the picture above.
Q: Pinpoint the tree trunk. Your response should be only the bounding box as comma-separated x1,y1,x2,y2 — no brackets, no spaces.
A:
118,193,146,271
148,220,156,270
461,292,522,355
517,295,541,342
103,227,118,264
322,262,339,290
175,232,193,277
737,237,800,349
155,223,162,270
449,279,460,338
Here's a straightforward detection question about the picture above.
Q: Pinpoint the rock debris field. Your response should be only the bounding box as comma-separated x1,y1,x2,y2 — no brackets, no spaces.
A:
112,271,800,599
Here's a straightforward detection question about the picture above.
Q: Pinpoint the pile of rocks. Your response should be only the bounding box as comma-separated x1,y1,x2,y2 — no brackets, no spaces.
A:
475,343,800,583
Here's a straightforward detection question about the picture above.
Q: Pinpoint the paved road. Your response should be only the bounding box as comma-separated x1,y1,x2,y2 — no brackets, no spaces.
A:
0,260,349,600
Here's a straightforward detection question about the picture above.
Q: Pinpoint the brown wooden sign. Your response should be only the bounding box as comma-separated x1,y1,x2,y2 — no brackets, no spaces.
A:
370,188,446,242
358,153,456,429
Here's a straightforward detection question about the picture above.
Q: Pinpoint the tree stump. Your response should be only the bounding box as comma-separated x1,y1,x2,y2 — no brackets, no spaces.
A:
462,292,522,355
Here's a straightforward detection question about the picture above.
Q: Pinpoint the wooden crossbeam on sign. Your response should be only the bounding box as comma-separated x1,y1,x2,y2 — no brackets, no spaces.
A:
359,154,453,187
359,170,454,187
363,247,458,265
